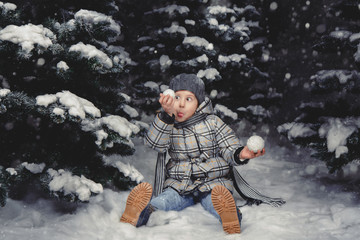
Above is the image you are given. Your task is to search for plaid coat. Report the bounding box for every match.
[145,98,243,194]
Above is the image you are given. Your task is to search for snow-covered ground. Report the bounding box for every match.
[1,137,360,240]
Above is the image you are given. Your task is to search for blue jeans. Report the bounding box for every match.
[137,188,242,227]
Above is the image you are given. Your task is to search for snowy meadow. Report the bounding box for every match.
[1,1,360,240]
[1,137,360,240]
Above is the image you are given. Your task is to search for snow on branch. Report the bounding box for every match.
[149,4,190,16]
[69,42,113,69]
[197,68,220,82]
[183,36,214,50]
[83,115,140,139]
[310,70,360,91]
[36,90,101,119]
[214,104,238,121]
[74,9,121,35]
[103,157,144,183]
[47,168,103,202]
[207,6,236,16]
[277,122,317,140]
[36,90,140,149]
[0,88,10,97]
[319,117,360,158]
[0,23,55,54]
[0,1,17,12]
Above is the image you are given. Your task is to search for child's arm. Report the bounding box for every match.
[214,116,265,165]
[214,115,243,164]
[144,94,175,152]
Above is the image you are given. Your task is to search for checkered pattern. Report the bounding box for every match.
[145,99,242,194]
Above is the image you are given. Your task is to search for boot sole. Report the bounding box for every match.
[120,182,153,226]
[211,185,241,234]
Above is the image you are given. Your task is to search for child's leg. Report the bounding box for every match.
[150,187,194,211]
[211,186,241,234]
[199,192,221,220]
[120,182,153,227]
[200,191,242,226]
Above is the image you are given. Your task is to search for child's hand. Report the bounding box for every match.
[159,93,175,116]
[239,146,265,159]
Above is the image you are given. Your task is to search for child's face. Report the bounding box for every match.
[174,90,198,122]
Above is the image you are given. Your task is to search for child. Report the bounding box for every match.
[120,73,283,234]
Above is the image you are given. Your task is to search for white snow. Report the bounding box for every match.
[152,4,190,15]
[74,9,121,34]
[123,104,139,118]
[82,115,140,143]
[1,137,360,240]
[69,42,113,69]
[36,94,58,107]
[47,168,103,202]
[164,23,188,35]
[5,168,17,176]
[207,6,235,15]
[103,155,144,183]
[52,107,65,116]
[318,118,358,154]
[107,45,135,66]
[196,54,209,64]
[183,36,214,50]
[329,30,352,40]
[185,19,195,26]
[197,68,220,81]
[218,54,247,64]
[36,91,101,119]
[0,88,11,97]
[144,81,159,92]
[277,122,317,140]
[214,104,238,120]
[22,162,46,174]
[355,45,360,63]
[0,1,17,12]
[159,55,172,70]
[0,24,55,54]
[57,61,69,71]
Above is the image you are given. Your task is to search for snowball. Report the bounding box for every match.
[247,135,265,152]
[163,89,175,98]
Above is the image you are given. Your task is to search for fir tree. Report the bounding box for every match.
[0,1,143,206]
[129,0,281,125]
[277,0,360,173]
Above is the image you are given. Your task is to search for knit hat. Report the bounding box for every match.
[169,73,205,103]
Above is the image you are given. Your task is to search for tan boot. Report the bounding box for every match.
[211,185,241,234]
[120,182,153,226]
